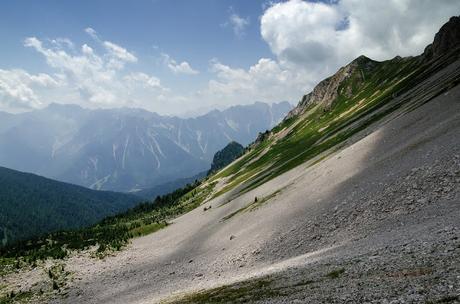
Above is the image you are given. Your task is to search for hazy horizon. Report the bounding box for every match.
[1,0,459,115]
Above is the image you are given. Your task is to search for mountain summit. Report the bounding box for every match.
[288,16,460,120]
[287,55,378,118]
[423,15,460,60]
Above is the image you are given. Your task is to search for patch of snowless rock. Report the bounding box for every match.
[51,69,460,304]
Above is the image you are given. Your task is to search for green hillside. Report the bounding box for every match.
[208,141,244,175]
[205,50,460,200]
[0,166,140,245]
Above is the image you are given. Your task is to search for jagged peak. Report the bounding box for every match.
[286,16,460,120]
[351,55,374,65]
[285,55,379,119]
[423,16,460,60]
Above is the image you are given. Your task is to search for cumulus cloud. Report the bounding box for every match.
[161,53,199,75]
[261,0,460,74]
[0,32,167,112]
[84,27,137,69]
[124,72,164,89]
[229,13,250,37]
[103,41,138,69]
[2,2,459,115]
[50,38,75,50]
[200,58,305,106]
[191,0,459,112]
[0,69,60,110]
[85,27,99,41]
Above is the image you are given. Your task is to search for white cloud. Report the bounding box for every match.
[50,38,75,50]
[200,58,305,107]
[161,53,199,75]
[261,0,460,75]
[229,13,250,37]
[9,33,166,111]
[84,27,137,69]
[0,69,60,110]
[189,0,459,113]
[85,27,99,41]
[2,2,459,115]
[103,41,137,66]
[124,72,165,90]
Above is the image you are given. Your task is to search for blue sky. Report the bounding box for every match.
[0,0,458,115]
[0,1,271,98]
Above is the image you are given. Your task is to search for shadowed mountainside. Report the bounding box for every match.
[0,166,140,245]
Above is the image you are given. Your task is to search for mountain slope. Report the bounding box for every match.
[0,166,140,245]
[50,63,460,304]
[207,19,460,199]
[135,171,207,200]
[0,102,291,192]
[4,16,460,304]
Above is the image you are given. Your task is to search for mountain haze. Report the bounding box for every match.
[0,101,291,192]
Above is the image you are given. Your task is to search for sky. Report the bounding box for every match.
[0,0,459,116]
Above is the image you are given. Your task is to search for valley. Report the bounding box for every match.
[1,10,459,304]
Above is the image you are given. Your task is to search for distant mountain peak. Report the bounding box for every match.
[208,141,244,175]
[0,102,291,192]
[45,102,84,111]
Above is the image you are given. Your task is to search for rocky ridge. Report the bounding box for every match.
[287,15,460,120]
[423,16,460,61]
[287,56,378,119]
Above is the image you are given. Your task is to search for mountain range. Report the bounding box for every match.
[0,101,291,192]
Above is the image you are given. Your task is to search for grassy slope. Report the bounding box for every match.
[207,52,460,199]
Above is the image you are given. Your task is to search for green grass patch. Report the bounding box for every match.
[326,268,346,279]
[221,189,282,221]
[129,222,167,238]
[167,278,279,304]
[0,290,33,304]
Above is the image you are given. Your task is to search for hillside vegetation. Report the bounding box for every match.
[0,178,216,272]
[0,167,140,246]
[207,141,244,175]
[206,41,460,200]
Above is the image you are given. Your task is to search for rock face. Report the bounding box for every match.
[423,16,460,60]
[286,56,378,119]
